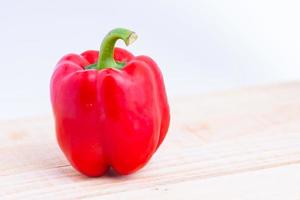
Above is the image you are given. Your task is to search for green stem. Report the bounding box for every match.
[95,28,137,70]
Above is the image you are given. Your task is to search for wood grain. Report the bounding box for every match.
[1,82,300,199]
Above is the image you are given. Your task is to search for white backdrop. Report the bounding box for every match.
[1,0,300,119]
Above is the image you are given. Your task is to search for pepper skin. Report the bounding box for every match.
[50,28,170,176]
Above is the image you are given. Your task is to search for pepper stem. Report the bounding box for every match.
[96,28,137,70]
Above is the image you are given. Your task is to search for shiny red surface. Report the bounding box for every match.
[50,48,170,176]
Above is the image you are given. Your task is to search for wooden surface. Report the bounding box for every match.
[1,82,300,199]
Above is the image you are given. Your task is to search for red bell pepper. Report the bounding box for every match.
[50,28,170,176]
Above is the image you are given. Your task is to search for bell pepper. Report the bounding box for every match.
[50,28,170,177]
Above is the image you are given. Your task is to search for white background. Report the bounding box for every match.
[0,0,300,119]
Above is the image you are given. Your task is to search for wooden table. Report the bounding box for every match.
[1,82,300,199]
